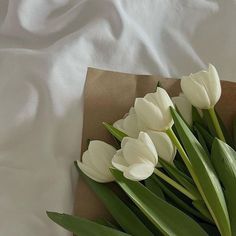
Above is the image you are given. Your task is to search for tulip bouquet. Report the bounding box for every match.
[47,65,236,236]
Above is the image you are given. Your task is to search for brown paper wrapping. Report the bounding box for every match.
[74,67,236,220]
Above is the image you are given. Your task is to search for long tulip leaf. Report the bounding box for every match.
[170,107,231,236]
[47,212,131,236]
[194,123,214,148]
[95,219,118,229]
[200,223,220,236]
[192,106,204,126]
[159,159,201,200]
[79,170,153,236]
[129,204,163,236]
[233,117,236,148]
[103,122,127,141]
[152,175,210,223]
[194,126,210,155]
[145,177,165,200]
[192,200,213,223]
[174,106,191,129]
[174,158,190,176]
[111,169,207,236]
[216,111,235,148]
[211,139,236,236]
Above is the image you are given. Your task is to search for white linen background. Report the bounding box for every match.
[0,0,235,235]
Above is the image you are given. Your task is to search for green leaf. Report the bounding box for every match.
[173,104,192,130]
[111,169,208,236]
[159,159,201,200]
[194,123,214,148]
[202,109,217,136]
[80,171,153,236]
[152,175,210,223]
[174,158,190,176]
[200,223,220,236]
[170,107,231,236]
[192,106,204,126]
[211,139,236,236]
[95,219,119,229]
[233,117,236,148]
[194,126,210,155]
[47,212,131,236]
[103,122,127,142]
[145,177,165,200]
[192,200,213,223]
[129,204,163,236]
[216,111,235,148]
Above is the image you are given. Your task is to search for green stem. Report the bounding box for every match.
[154,169,197,201]
[166,128,192,172]
[166,128,205,197]
[166,127,221,232]
[208,107,226,142]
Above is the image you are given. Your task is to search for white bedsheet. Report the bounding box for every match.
[0,0,236,235]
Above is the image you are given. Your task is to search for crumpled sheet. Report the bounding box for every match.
[0,0,235,235]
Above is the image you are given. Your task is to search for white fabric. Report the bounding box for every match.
[0,0,236,235]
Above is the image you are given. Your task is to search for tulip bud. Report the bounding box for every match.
[181,64,221,109]
[77,141,116,183]
[134,87,174,132]
[146,131,176,164]
[112,132,158,181]
[172,93,192,126]
[113,107,139,138]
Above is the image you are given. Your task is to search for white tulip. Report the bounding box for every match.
[146,131,176,164]
[134,87,174,131]
[77,140,116,183]
[113,108,176,163]
[112,132,158,181]
[113,107,139,138]
[172,93,192,126]
[181,64,221,109]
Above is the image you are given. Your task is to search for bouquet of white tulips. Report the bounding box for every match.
[47,65,236,236]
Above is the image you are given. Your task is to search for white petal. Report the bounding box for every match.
[81,150,111,179]
[121,136,134,149]
[154,88,175,111]
[206,64,221,106]
[180,65,221,109]
[138,132,158,165]
[154,88,174,126]
[81,150,93,166]
[113,119,125,132]
[147,131,176,163]
[88,140,116,177]
[122,138,156,166]
[141,89,174,130]
[144,93,158,106]
[113,116,138,137]
[135,98,165,131]
[77,161,114,183]
[128,107,136,115]
[123,162,154,181]
[123,107,135,119]
[122,113,140,138]
[112,150,128,171]
[137,116,150,131]
[181,75,211,109]
[172,95,192,126]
